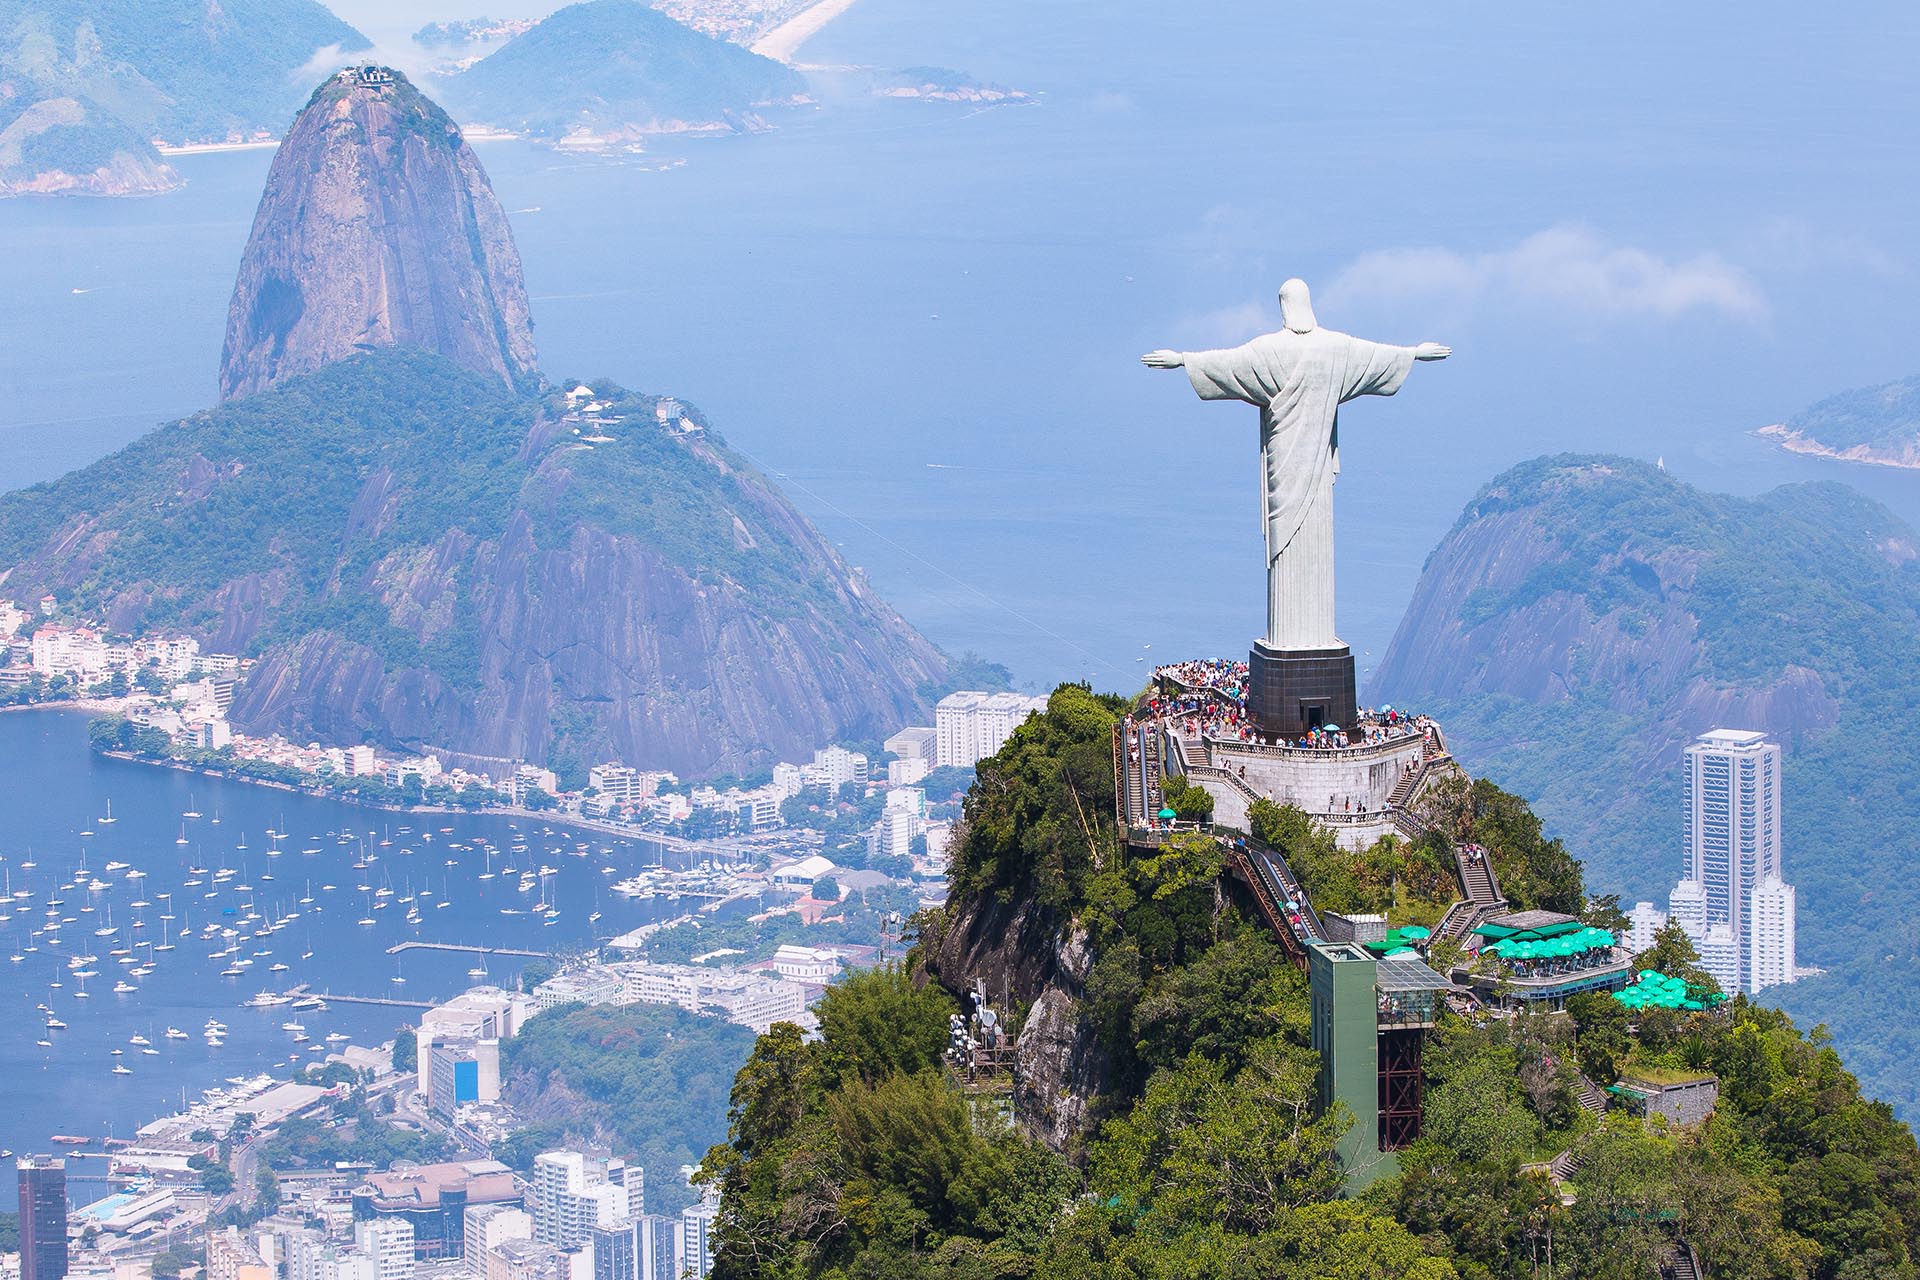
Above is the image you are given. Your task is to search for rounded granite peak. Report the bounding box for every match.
[218,67,541,403]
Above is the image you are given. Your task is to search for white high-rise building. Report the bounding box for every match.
[1749,876,1797,992]
[466,1204,535,1277]
[1670,729,1797,994]
[1625,901,1668,955]
[288,1238,376,1280]
[634,1216,676,1280]
[353,1219,415,1280]
[1668,878,1707,941]
[934,692,1048,768]
[1698,922,1739,991]
[533,1152,643,1248]
[676,1201,718,1280]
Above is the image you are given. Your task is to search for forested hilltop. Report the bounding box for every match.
[1759,372,1920,469]
[440,0,804,143]
[0,349,944,776]
[1370,454,1920,1118]
[698,686,1920,1279]
[0,0,370,195]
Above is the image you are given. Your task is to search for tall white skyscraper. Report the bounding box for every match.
[1670,728,1797,993]
[1749,876,1797,992]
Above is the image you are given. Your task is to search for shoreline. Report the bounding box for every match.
[1754,423,1920,472]
[70,726,761,858]
[752,0,863,63]
[156,140,279,156]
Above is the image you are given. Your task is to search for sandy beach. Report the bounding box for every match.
[752,0,862,63]
[156,139,279,156]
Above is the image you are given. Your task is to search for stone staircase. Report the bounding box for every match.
[1548,1147,1587,1183]
[1456,843,1503,905]
[1661,1242,1703,1280]
[1432,843,1508,943]
[1574,1073,1609,1117]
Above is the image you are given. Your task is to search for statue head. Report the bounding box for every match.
[1278,278,1317,334]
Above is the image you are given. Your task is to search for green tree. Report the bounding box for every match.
[254,1166,281,1214]
[1567,991,1632,1085]
[1635,920,1721,997]
[1088,1037,1345,1233]
[1420,1020,1537,1167]
[814,963,952,1087]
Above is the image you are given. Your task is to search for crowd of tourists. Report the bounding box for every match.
[1153,657,1249,700]
[1143,689,1253,743]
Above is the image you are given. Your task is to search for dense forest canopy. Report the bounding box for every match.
[702,686,1920,1279]
[499,1002,756,1217]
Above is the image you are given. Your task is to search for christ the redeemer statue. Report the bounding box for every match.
[1143,278,1448,654]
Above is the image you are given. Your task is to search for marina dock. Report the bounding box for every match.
[268,982,433,1009]
[384,941,554,958]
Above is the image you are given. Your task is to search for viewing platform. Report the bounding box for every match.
[1122,658,1457,850]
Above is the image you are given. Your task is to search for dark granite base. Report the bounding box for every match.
[1247,642,1357,740]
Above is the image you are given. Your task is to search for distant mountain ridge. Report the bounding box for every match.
[0,67,948,774]
[441,0,805,143]
[1372,453,1920,1116]
[219,67,539,402]
[1759,372,1920,470]
[0,0,370,196]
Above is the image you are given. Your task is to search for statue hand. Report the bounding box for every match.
[1141,349,1185,369]
[1414,343,1451,361]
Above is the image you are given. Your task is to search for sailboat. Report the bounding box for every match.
[99,800,116,825]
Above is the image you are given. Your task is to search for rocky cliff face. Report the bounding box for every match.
[219,67,538,402]
[919,890,1117,1154]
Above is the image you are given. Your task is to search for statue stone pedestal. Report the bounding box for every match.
[1247,641,1357,741]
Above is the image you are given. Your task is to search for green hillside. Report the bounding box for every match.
[0,348,945,774]
[0,0,368,191]
[443,0,804,138]
[1784,373,1920,454]
[1371,455,1920,1118]
[697,688,1920,1280]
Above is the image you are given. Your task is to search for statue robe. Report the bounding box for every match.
[1183,327,1415,651]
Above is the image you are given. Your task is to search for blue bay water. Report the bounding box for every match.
[3,0,1920,1161]
[0,711,705,1209]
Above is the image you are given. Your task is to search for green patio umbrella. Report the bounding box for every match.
[1157,807,1177,821]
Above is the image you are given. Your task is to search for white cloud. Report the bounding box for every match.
[287,43,359,89]
[1325,225,1765,324]
[1183,300,1272,345]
